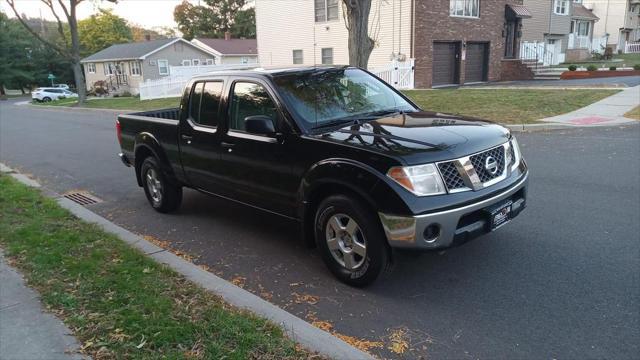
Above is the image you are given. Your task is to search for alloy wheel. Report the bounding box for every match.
[325,214,367,270]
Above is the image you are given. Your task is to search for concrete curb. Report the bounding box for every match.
[1,164,373,360]
[25,103,137,114]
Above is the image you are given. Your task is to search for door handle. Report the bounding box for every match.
[181,134,193,144]
[221,142,235,148]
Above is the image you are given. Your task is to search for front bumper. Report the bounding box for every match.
[379,172,528,250]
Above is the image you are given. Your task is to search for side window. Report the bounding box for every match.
[189,81,223,127]
[229,82,278,132]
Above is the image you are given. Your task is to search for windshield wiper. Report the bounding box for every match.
[311,118,358,130]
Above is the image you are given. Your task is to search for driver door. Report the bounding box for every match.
[218,79,297,217]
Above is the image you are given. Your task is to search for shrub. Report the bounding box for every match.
[113,94,120,98]
[94,87,106,95]
[568,65,577,71]
[587,65,598,72]
[609,66,617,71]
[634,64,640,71]
[121,91,132,97]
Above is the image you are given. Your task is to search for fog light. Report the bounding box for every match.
[423,224,440,243]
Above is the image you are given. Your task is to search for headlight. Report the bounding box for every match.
[387,163,446,196]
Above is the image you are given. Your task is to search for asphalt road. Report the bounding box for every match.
[1,99,638,359]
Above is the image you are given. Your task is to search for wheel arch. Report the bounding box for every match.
[133,133,177,187]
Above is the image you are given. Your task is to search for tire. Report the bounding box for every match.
[42,97,52,102]
[140,157,182,213]
[315,194,390,287]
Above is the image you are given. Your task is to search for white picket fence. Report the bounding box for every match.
[369,59,415,90]
[139,63,257,100]
[625,41,640,54]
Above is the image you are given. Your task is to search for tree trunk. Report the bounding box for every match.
[68,0,86,104]
[343,0,375,68]
[0,84,6,97]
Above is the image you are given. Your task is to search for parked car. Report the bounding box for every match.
[53,84,70,90]
[32,88,78,102]
[116,66,529,286]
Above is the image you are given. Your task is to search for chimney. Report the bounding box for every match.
[145,34,151,41]
[224,31,231,41]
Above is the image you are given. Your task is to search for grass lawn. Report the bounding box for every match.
[402,89,620,124]
[561,53,640,69]
[624,106,640,120]
[0,175,310,359]
[35,96,180,111]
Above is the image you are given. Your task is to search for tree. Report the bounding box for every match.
[173,0,255,40]
[342,0,376,68]
[5,0,116,104]
[77,9,132,57]
[0,12,72,94]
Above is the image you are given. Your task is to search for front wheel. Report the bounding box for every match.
[140,157,182,213]
[315,194,390,287]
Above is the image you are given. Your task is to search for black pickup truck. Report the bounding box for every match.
[117,66,528,286]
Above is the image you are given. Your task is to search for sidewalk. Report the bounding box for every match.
[539,85,639,126]
[0,254,86,360]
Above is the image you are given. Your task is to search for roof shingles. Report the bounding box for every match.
[81,38,177,62]
[194,38,257,55]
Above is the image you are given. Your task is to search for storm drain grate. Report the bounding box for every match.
[63,191,102,206]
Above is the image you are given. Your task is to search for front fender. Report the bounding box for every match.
[298,158,411,219]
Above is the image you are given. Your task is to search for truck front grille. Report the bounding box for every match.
[438,161,466,190]
[437,143,511,193]
[470,146,506,183]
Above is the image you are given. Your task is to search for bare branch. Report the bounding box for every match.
[56,0,72,22]
[41,0,69,45]
[5,0,71,58]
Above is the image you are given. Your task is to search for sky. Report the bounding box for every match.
[0,0,199,30]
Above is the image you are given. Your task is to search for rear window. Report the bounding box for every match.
[189,81,223,128]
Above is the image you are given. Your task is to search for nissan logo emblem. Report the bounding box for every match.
[484,156,499,175]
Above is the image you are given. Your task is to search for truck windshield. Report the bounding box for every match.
[273,68,417,130]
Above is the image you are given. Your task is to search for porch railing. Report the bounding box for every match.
[519,41,558,67]
[568,34,591,50]
[625,42,640,54]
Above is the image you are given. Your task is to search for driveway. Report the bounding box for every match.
[1,100,638,359]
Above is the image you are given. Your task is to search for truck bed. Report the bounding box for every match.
[129,108,180,120]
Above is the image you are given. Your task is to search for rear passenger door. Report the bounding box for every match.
[178,79,232,196]
[218,78,296,216]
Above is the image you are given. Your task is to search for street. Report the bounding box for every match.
[1,99,638,359]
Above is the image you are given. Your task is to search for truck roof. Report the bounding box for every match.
[189,65,353,80]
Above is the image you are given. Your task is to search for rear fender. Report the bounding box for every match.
[133,132,177,187]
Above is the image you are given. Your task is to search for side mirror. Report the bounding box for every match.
[245,115,276,136]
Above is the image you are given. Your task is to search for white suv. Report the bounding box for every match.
[32,88,78,102]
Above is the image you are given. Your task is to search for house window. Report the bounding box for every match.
[205,58,215,65]
[292,49,303,64]
[321,48,333,64]
[315,0,338,22]
[241,57,249,64]
[450,0,479,18]
[104,62,115,75]
[130,61,141,76]
[193,59,200,66]
[574,21,590,36]
[182,59,192,66]
[158,60,169,75]
[86,63,96,73]
[554,0,569,15]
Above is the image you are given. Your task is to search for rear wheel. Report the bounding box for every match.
[42,97,52,102]
[140,157,182,213]
[315,194,389,287]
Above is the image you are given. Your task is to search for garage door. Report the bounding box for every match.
[432,42,459,86]
[465,43,488,83]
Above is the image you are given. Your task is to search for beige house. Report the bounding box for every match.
[581,0,640,53]
[81,38,218,95]
[191,35,259,65]
[255,0,412,70]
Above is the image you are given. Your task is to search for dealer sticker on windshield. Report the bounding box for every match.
[488,200,513,231]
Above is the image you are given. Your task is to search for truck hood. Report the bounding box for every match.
[312,111,511,165]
